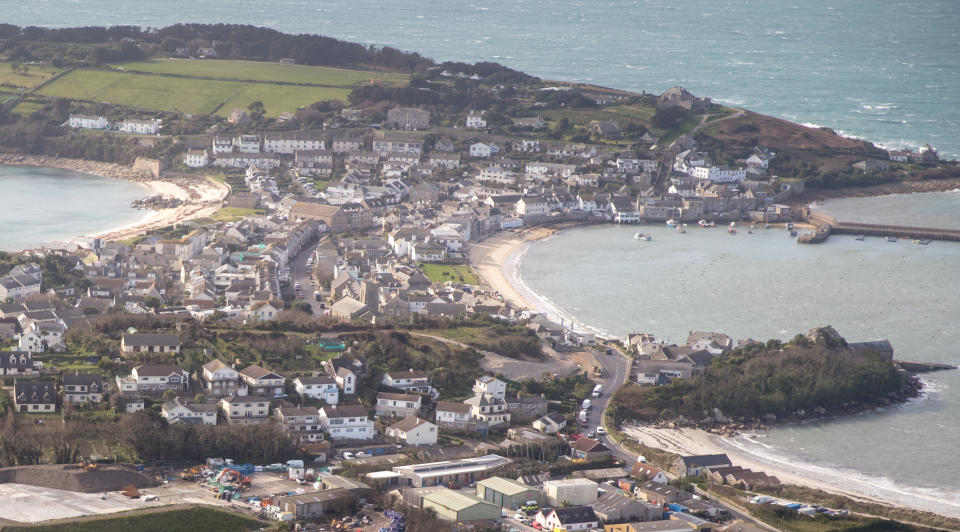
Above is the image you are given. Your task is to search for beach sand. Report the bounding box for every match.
[466,226,560,311]
[93,177,228,241]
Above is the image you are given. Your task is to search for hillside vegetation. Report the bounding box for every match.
[611,329,915,425]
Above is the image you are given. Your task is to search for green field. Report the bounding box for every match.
[11,99,46,117]
[540,103,656,127]
[115,58,409,87]
[0,61,61,89]
[9,507,266,532]
[210,207,265,222]
[419,263,480,285]
[38,69,350,116]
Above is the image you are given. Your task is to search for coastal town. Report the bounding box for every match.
[0,24,958,532]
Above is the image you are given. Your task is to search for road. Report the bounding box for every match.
[590,344,774,530]
[288,238,324,316]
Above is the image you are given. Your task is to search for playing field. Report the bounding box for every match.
[37,69,351,116]
[114,58,408,87]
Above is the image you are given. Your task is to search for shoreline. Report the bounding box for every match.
[790,177,960,205]
[468,224,960,520]
[0,154,229,244]
[623,425,960,520]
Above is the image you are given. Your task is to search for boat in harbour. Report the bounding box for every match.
[633,232,652,241]
[676,224,687,233]
[886,236,897,242]
[918,239,932,245]
[666,219,679,228]
[728,222,737,234]
[698,219,709,227]
[856,235,866,241]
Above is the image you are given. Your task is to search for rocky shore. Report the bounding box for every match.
[792,177,960,204]
[644,372,923,438]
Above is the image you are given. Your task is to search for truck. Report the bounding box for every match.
[592,384,603,398]
[582,399,592,410]
[578,410,588,424]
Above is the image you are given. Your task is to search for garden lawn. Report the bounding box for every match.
[419,263,479,285]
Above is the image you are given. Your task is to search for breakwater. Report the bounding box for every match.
[803,211,960,243]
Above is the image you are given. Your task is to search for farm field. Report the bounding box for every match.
[38,69,350,116]
[114,58,409,87]
[0,61,61,89]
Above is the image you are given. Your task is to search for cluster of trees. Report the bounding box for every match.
[612,335,908,423]
[352,331,484,401]
[119,411,296,463]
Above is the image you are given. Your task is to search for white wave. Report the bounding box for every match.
[720,435,960,517]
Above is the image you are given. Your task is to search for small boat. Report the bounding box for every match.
[918,239,932,245]
[676,224,687,234]
[633,232,651,241]
[790,229,798,237]
[855,235,866,241]
[786,223,795,231]
[698,219,710,227]
[666,219,679,228]
[886,236,897,242]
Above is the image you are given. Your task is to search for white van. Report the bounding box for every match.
[592,384,603,398]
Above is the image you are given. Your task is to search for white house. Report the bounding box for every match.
[68,114,108,130]
[293,376,340,404]
[478,166,515,184]
[233,135,261,153]
[334,367,356,395]
[535,507,599,531]
[435,401,475,430]
[220,395,271,424]
[470,142,498,158]
[386,416,438,446]
[376,392,422,418]
[465,112,487,129]
[202,359,242,397]
[212,137,234,154]
[129,364,189,396]
[319,405,375,440]
[264,132,324,154]
[516,196,550,216]
[118,118,161,134]
[473,376,506,399]
[691,165,746,183]
[162,398,218,425]
[247,301,280,321]
[184,149,209,168]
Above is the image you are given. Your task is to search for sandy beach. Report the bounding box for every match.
[466,226,562,311]
[93,177,228,241]
[0,153,229,242]
[622,425,960,519]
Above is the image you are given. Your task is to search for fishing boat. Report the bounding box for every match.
[698,219,710,227]
[666,219,679,228]
[728,222,737,235]
[633,232,651,241]
[855,235,866,241]
[786,223,795,231]
[918,239,932,245]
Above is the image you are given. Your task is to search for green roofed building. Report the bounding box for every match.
[476,477,543,509]
[422,488,502,522]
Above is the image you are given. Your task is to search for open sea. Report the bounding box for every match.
[517,192,960,516]
[3,0,959,158]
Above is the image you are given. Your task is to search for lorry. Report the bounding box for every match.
[582,399,592,410]
[592,384,603,398]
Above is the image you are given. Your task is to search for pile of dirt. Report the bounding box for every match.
[0,464,156,493]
